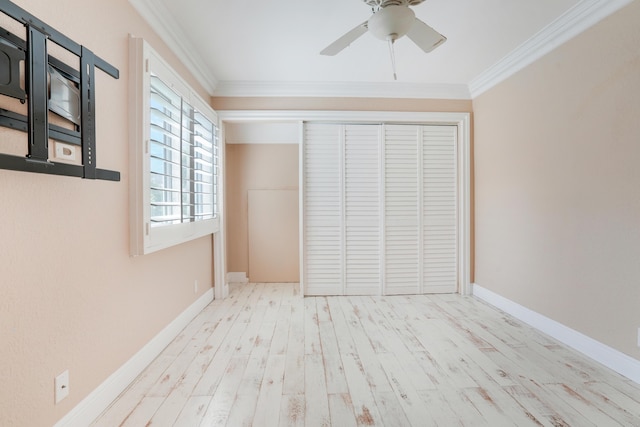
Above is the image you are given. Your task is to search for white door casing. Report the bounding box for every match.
[217,110,471,297]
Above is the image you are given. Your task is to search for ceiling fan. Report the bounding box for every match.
[320,0,446,79]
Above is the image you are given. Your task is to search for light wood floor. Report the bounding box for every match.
[93,283,640,426]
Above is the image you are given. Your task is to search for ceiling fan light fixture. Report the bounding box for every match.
[367,5,415,41]
[319,0,445,57]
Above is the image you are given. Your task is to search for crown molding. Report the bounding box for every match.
[469,0,633,98]
[212,81,471,100]
[128,0,218,95]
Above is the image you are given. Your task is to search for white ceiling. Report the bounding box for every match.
[130,0,629,98]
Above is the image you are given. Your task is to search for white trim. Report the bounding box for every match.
[218,110,470,125]
[458,114,471,295]
[214,234,228,299]
[215,121,229,299]
[226,272,249,284]
[218,110,471,297]
[472,283,640,384]
[54,288,214,427]
[127,0,218,94]
[469,0,633,98]
[213,81,470,100]
[214,116,228,300]
[298,121,305,298]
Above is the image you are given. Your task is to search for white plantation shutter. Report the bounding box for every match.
[344,125,381,295]
[130,37,220,256]
[181,106,216,222]
[383,125,420,294]
[148,74,217,227]
[422,126,457,292]
[303,123,343,295]
[149,75,182,225]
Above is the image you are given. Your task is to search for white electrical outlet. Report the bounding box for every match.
[194,280,198,294]
[55,370,69,404]
[54,142,77,161]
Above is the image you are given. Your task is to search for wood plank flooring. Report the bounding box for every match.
[92,283,640,426]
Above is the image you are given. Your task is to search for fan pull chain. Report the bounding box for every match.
[387,38,397,80]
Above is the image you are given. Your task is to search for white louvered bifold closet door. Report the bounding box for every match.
[383,125,420,294]
[303,124,343,295]
[344,125,381,295]
[303,122,457,296]
[422,126,457,293]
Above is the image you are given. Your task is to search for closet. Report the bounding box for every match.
[302,122,458,296]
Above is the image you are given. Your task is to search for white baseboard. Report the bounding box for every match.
[226,271,248,284]
[54,288,214,427]
[472,283,640,384]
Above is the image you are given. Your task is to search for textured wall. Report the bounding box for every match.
[473,2,640,358]
[0,1,214,425]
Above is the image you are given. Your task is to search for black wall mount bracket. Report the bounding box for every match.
[0,0,120,181]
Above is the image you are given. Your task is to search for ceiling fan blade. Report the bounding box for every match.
[406,18,446,53]
[320,22,369,56]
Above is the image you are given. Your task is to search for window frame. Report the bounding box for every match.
[129,37,219,255]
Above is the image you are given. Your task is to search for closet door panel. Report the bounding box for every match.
[303,123,343,295]
[384,125,420,295]
[344,125,381,295]
[422,126,458,293]
[303,122,459,296]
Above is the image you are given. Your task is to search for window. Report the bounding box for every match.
[148,75,218,226]
[129,37,220,255]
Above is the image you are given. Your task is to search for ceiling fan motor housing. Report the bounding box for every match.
[364,0,425,7]
[368,5,416,41]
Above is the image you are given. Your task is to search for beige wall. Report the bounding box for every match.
[473,2,640,359]
[247,189,300,282]
[225,144,299,278]
[0,1,214,426]
[212,96,472,112]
